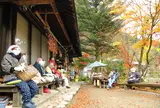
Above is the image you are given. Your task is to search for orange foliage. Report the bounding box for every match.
[80,62,87,65]
[48,34,58,54]
[67,87,101,108]
[83,53,89,58]
[119,44,132,69]
[133,39,159,49]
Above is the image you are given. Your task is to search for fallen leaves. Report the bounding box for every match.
[134,87,160,94]
[67,85,160,108]
[67,86,101,108]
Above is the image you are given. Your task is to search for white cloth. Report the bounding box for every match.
[14,65,25,71]
[63,76,69,87]
[61,73,69,86]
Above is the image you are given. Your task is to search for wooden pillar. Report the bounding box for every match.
[38,86,43,95]
[28,24,32,64]
[0,3,17,72]
[10,4,17,45]
[13,91,21,107]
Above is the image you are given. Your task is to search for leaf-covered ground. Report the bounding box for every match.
[67,85,160,108]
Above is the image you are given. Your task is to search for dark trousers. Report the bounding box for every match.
[55,77,60,87]
[16,80,38,103]
[128,79,140,84]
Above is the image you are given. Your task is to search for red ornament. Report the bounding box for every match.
[83,53,89,58]
[48,34,58,54]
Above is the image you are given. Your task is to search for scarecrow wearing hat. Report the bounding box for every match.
[1,45,38,108]
[127,68,141,84]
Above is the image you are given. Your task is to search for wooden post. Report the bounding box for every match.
[13,91,21,107]
[38,86,43,95]
[50,84,56,89]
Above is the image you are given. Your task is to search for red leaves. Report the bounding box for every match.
[48,34,58,54]
[119,44,132,69]
[80,62,87,65]
[67,89,92,108]
[83,53,89,58]
[67,87,101,108]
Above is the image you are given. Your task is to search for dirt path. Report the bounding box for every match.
[68,85,160,108]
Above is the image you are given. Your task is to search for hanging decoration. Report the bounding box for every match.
[59,49,62,57]
[64,56,68,67]
[64,55,70,67]
[48,34,58,54]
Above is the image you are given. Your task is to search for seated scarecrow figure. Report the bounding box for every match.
[107,69,119,89]
[58,67,71,88]
[1,45,38,108]
[128,68,141,84]
[45,61,61,88]
[33,58,54,93]
[46,58,71,88]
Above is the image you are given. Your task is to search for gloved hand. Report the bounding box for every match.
[14,66,25,72]
[41,77,46,83]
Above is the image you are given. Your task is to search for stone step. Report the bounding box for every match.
[12,82,81,108]
[37,83,81,108]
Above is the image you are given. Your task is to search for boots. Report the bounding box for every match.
[43,87,51,93]
[66,86,71,89]
[30,101,36,108]
[22,102,35,108]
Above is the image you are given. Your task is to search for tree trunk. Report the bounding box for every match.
[146,35,153,65]
[138,46,144,74]
[95,46,100,61]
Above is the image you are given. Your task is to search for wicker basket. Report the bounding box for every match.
[16,65,38,82]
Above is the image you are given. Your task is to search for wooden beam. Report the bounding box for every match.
[38,12,57,14]
[34,11,67,52]
[50,0,75,53]
[0,0,10,2]
[38,11,74,19]
[35,11,47,27]
[50,0,72,46]
[13,0,52,5]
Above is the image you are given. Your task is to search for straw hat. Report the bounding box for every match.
[130,68,136,72]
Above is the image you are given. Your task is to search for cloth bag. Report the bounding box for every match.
[32,71,47,84]
[43,76,53,82]
[3,74,18,83]
[16,65,38,81]
[6,80,22,85]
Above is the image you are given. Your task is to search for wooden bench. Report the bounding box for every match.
[0,84,20,107]
[0,82,56,107]
[38,82,55,94]
[92,77,108,88]
[99,79,108,88]
[118,83,160,89]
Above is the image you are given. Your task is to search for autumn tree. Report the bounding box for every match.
[73,52,90,70]
[121,0,160,77]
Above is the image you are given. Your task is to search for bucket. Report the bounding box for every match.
[0,97,9,108]
[74,75,79,82]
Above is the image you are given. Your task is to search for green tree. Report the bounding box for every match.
[76,0,123,61]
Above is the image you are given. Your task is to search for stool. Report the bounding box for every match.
[100,80,108,88]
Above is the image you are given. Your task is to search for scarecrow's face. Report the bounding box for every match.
[12,46,21,55]
[7,45,21,55]
[39,59,45,67]
[130,68,136,72]
[49,63,54,68]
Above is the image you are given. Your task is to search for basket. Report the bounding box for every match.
[0,97,9,108]
[16,65,38,81]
